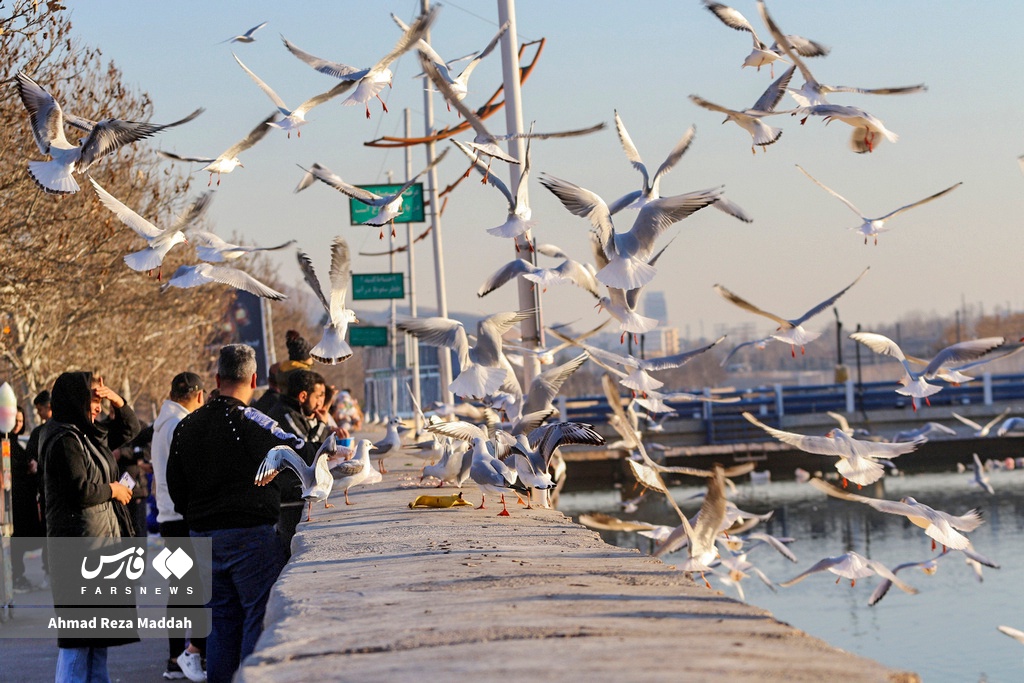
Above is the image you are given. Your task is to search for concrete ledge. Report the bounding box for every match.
[238,455,918,682]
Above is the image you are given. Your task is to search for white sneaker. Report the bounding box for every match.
[176,650,207,682]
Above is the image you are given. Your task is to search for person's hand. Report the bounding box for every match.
[335,426,350,439]
[109,482,132,505]
[28,459,38,475]
[137,461,153,474]
[93,376,125,409]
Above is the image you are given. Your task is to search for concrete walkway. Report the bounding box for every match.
[239,447,919,683]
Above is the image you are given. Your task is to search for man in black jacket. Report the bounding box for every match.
[266,369,331,558]
[167,344,313,683]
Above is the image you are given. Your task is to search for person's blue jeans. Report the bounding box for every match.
[191,524,286,683]
[55,646,109,683]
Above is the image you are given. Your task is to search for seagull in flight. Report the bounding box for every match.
[743,412,923,487]
[189,231,295,263]
[224,21,268,43]
[849,333,1004,410]
[233,53,354,138]
[608,112,751,222]
[158,112,278,186]
[796,165,961,244]
[161,263,286,300]
[14,71,202,195]
[282,5,439,119]
[452,137,536,247]
[689,65,796,153]
[702,1,828,77]
[392,13,509,108]
[779,551,918,597]
[540,173,722,291]
[89,177,189,280]
[714,267,868,357]
[297,237,357,365]
[808,477,984,551]
[296,148,448,238]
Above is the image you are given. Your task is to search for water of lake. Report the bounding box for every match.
[560,467,1024,682]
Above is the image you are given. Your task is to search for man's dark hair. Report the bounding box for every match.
[218,344,257,382]
[33,390,50,407]
[286,369,325,399]
[170,371,204,401]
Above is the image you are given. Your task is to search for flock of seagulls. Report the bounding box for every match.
[12,2,1024,664]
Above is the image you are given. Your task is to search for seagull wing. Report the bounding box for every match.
[639,336,726,372]
[458,20,509,80]
[478,259,537,297]
[796,164,865,217]
[328,236,351,323]
[158,150,216,164]
[538,174,614,255]
[222,111,279,158]
[79,108,204,172]
[613,110,649,188]
[879,182,962,221]
[296,249,331,314]
[256,446,310,488]
[14,71,70,153]
[425,420,487,444]
[751,65,796,112]
[703,1,764,47]
[923,338,1005,378]
[233,53,289,109]
[791,267,869,326]
[452,140,514,206]
[779,555,847,587]
[306,163,383,205]
[280,36,366,80]
[293,78,357,116]
[742,412,846,456]
[651,125,697,192]
[167,263,286,300]
[617,187,722,262]
[88,177,163,239]
[714,284,790,327]
[398,317,471,369]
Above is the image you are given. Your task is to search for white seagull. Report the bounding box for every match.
[296,148,448,238]
[689,64,796,153]
[809,477,984,551]
[849,333,1004,410]
[88,177,188,280]
[224,21,267,43]
[255,435,337,521]
[233,53,354,138]
[452,137,536,246]
[393,13,508,108]
[951,407,1012,437]
[715,267,868,358]
[868,547,999,606]
[158,112,278,186]
[608,112,751,222]
[702,1,828,76]
[540,173,722,291]
[476,256,599,300]
[281,5,439,119]
[779,551,918,596]
[330,438,376,505]
[190,231,295,263]
[743,412,923,487]
[796,165,961,244]
[969,452,995,495]
[14,71,203,195]
[370,416,406,474]
[297,237,357,365]
[997,625,1024,646]
[160,263,286,300]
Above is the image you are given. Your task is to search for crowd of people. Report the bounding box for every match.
[3,331,360,683]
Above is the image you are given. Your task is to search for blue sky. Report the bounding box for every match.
[57,1,1024,344]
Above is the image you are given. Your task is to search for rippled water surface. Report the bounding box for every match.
[560,468,1024,682]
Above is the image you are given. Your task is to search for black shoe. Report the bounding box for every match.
[162,658,186,680]
[12,577,32,594]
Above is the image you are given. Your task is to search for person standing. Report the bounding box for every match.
[39,371,140,682]
[8,407,44,593]
[166,345,312,683]
[151,372,207,682]
[26,390,52,582]
[267,370,332,557]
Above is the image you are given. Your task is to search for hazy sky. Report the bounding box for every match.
[55,1,1024,347]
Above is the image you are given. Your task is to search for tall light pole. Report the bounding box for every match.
[497,0,543,387]
[404,109,422,433]
[420,0,453,404]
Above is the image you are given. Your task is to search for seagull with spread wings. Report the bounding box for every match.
[224,21,267,44]
[689,64,796,153]
[14,71,202,195]
[281,5,438,118]
[297,237,357,365]
[702,1,828,77]
[779,551,918,598]
[796,165,961,244]
[255,435,337,521]
[296,148,448,238]
[233,53,354,138]
[158,112,278,186]
[715,267,868,358]
[452,137,535,246]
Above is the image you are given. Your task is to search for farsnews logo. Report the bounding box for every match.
[152,546,194,580]
[80,544,194,581]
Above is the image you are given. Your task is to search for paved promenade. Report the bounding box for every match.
[238,442,919,683]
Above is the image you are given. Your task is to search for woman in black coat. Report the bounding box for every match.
[40,371,140,681]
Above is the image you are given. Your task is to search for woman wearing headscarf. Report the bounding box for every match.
[39,371,140,682]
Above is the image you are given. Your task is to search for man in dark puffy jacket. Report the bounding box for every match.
[167,344,315,683]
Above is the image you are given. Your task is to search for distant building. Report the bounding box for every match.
[643,291,668,326]
[644,326,681,356]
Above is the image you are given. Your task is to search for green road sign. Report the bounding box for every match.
[349,182,425,225]
[348,326,388,347]
[351,272,405,300]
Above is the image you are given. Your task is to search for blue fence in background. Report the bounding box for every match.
[562,373,1024,445]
